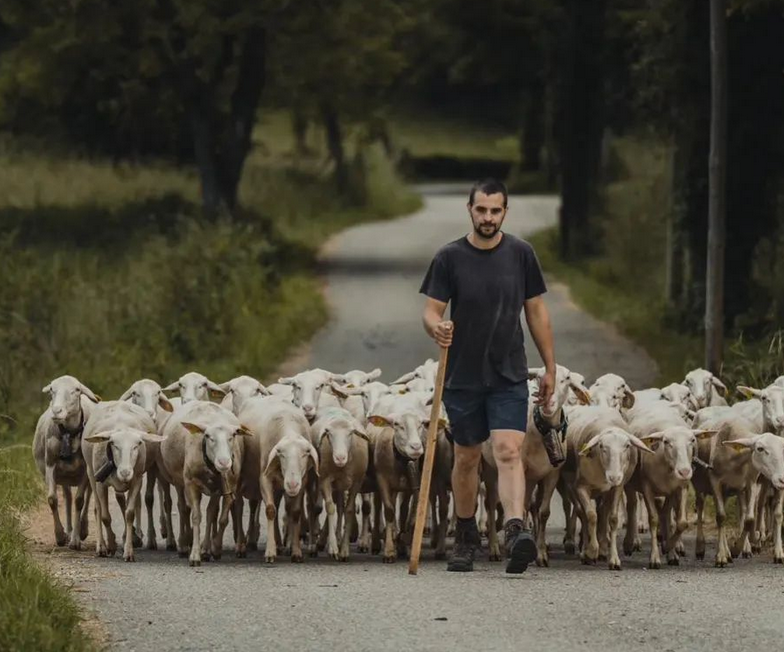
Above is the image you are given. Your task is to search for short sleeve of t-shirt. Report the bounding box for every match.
[523,244,547,300]
[419,251,451,303]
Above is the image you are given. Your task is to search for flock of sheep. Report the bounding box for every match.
[33,362,784,570]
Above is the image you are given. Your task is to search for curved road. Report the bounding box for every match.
[33,187,784,652]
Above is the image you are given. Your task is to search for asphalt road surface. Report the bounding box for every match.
[33,186,784,652]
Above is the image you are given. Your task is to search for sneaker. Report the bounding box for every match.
[504,518,537,574]
[447,518,481,572]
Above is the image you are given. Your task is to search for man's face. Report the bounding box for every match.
[468,191,507,239]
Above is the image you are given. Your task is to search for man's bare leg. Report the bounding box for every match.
[447,443,483,571]
[491,429,536,573]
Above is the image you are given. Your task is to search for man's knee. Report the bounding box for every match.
[453,444,481,474]
[491,431,523,466]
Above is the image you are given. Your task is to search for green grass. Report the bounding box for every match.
[0,113,420,650]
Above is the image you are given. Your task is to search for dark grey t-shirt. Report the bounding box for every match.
[419,233,547,389]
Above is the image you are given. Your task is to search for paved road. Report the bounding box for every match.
[34,188,784,652]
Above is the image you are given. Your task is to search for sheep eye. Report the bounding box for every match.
[756,447,766,454]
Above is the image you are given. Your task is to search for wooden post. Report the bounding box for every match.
[408,346,448,576]
[705,0,727,373]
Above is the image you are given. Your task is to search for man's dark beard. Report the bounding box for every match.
[473,222,500,240]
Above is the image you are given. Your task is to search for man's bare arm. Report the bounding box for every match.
[524,295,556,403]
[422,297,453,347]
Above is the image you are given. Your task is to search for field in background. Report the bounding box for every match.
[0,114,419,651]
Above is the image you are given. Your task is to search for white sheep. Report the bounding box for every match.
[589,373,636,412]
[33,375,100,549]
[162,371,226,404]
[683,368,729,409]
[278,368,346,422]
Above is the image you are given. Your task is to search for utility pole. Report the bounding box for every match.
[705,0,727,373]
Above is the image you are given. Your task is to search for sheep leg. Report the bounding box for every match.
[622,487,638,556]
[306,488,320,558]
[477,483,488,536]
[371,492,383,555]
[63,485,73,542]
[45,467,67,546]
[176,487,191,557]
[736,483,757,559]
[535,473,558,567]
[186,483,203,567]
[753,482,768,553]
[435,486,449,560]
[596,498,609,561]
[484,469,502,561]
[233,499,247,558]
[77,480,90,542]
[123,478,142,562]
[133,492,144,547]
[322,479,339,559]
[607,486,624,570]
[378,478,397,563]
[695,490,706,560]
[666,488,689,565]
[261,477,277,563]
[144,470,158,550]
[772,489,784,564]
[212,493,234,561]
[248,499,261,551]
[201,494,219,561]
[710,476,730,567]
[340,485,360,561]
[97,482,117,556]
[576,486,598,564]
[158,480,176,551]
[358,493,372,553]
[641,484,661,569]
[288,494,304,562]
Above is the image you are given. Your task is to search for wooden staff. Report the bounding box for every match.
[408,345,448,575]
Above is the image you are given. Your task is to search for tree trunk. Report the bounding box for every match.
[321,102,348,194]
[292,109,309,156]
[190,105,223,217]
[557,0,607,260]
[704,0,727,373]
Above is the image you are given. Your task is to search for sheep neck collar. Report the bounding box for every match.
[57,410,84,461]
[202,436,219,476]
[533,405,567,440]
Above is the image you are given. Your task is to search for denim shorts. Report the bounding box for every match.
[442,382,529,447]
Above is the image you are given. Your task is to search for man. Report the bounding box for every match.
[419,178,556,574]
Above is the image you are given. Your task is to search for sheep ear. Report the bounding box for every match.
[119,387,134,401]
[693,429,718,440]
[258,384,272,396]
[628,433,653,454]
[207,381,226,400]
[162,381,179,396]
[141,433,165,443]
[219,381,233,394]
[79,383,101,403]
[712,377,728,397]
[353,428,371,442]
[528,367,544,380]
[278,377,295,386]
[329,383,349,400]
[391,371,416,385]
[723,437,756,452]
[368,415,392,428]
[180,421,204,435]
[308,445,320,476]
[622,388,636,410]
[42,383,52,394]
[579,434,602,457]
[367,368,382,381]
[85,432,112,443]
[158,395,174,412]
[236,425,253,437]
[263,447,280,476]
[736,385,760,400]
[569,380,591,406]
[640,432,664,451]
[330,374,348,384]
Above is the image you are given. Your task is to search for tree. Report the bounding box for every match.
[705,0,727,371]
[0,0,292,216]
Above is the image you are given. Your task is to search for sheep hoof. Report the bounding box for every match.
[649,561,661,570]
[291,554,304,563]
[536,557,549,568]
[695,551,705,561]
[608,562,621,571]
[189,558,201,567]
[371,545,382,555]
[201,552,212,562]
[55,532,67,547]
[124,553,136,563]
[382,555,396,564]
[132,534,144,548]
[212,552,222,561]
[339,555,349,563]
[330,553,339,561]
[668,557,680,566]
[265,556,276,564]
[166,542,178,552]
[247,542,258,551]
[581,555,596,566]
[488,552,502,562]
[773,556,783,564]
[68,540,80,551]
[752,545,762,554]
[358,545,369,554]
[715,558,727,568]
[742,551,752,559]
[97,548,108,558]
[623,545,633,557]
[236,550,247,559]
[563,542,576,556]
[146,539,157,551]
[107,546,117,557]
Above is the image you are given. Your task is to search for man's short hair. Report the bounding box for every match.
[468,178,508,207]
